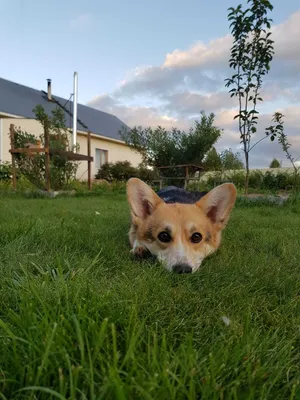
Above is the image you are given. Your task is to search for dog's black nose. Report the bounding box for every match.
[172,264,192,274]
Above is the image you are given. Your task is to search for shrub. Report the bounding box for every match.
[0,162,25,185]
[287,173,300,191]
[226,171,246,189]
[137,165,159,183]
[275,172,289,190]
[189,170,300,193]
[95,161,136,182]
[95,161,158,183]
[262,171,277,190]
[248,170,263,189]
[95,163,113,182]
[0,162,13,182]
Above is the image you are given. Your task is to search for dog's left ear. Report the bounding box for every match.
[127,178,163,220]
[196,183,237,230]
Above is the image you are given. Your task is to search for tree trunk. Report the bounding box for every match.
[244,151,249,196]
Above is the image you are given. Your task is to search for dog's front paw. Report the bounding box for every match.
[131,246,148,258]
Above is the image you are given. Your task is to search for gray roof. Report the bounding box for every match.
[0,77,128,141]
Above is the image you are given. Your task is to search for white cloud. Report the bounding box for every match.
[161,11,300,71]
[164,91,235,116]
[162,35,232,69]
[272,11,300,62]
[88,94,186,130]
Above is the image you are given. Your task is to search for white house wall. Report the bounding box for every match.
[0,118,142,180]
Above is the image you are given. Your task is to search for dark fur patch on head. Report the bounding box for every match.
[205,231,212,242]
[144,228,154,242]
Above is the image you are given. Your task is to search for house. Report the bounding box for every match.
[0,77,142,179]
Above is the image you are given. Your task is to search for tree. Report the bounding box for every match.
[225,0,275,194]
[204,147,244,171]
[120,111,222,169]
[269,158,281,168]
[221,148,244,170]
[204,147,222,171]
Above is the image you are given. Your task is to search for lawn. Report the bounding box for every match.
[1,194,300,399]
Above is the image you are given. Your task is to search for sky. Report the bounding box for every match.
[1,0,300,168]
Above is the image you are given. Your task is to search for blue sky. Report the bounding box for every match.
[1,0,298,102]
[1,0,300,167]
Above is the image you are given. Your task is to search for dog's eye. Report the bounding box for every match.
[158,231,172,243]
[191,232,202,243]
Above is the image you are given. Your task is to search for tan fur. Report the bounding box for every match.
[126,178,237,273]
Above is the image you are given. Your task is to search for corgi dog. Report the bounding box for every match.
[126,178,237,273]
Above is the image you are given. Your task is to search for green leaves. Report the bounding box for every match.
[204,147,244,171]
[13,106,79,190]
[269,158,281,168]
[265,113,298,172]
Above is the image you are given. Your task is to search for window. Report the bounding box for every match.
[95,148,108,170]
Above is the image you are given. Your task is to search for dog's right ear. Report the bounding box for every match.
[196,183,237,230]
[127,178,163,220]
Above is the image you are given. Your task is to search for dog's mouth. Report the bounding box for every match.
[172,263,193,274]
[133,250,201,273]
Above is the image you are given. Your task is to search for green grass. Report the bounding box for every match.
[1,194,300,399]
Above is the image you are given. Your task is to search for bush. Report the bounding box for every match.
[137,164,159,183]
[95,161,158,183]
[95,161,136,182]
[226,171,246,189]
[0,162,13,182]
[262,171,277,190]
[189,170,300,193]
[287,173,300,191]
[248,170,263,189]
[275,172,289,190]
[0,162,31,187]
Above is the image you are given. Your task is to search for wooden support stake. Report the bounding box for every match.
[49,148,93,161]
[44,124,51,192]
[87,131,92,190]
[184,165,189,189]
[158,171,163,189]
[9,124,17,190]
[10,147,46,154]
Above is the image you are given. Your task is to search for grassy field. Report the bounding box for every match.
[1,194,300,399]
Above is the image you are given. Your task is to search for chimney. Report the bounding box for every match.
[47,79,52,101]
[73,72,78,152]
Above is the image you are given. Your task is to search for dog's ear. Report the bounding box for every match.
[196,183,237,229]
[127,178,163,220]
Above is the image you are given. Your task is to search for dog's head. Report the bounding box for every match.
[127,178,237,273]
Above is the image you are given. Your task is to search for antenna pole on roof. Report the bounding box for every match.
[73,72,78,152]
